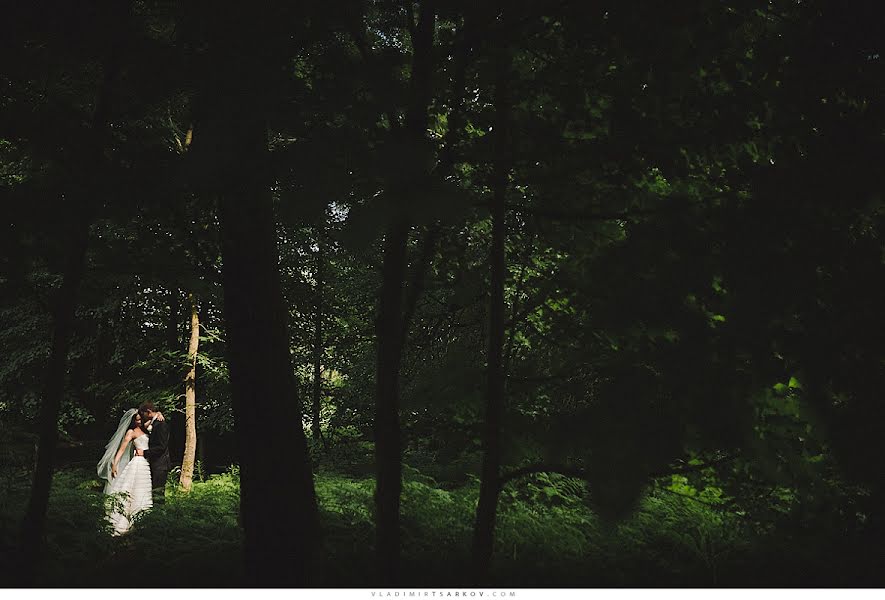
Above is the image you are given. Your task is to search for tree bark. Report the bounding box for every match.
[166,287,186,464]
[471,43,512,586]
[17,210,91,583]
[167,288,182,349]
[401,224,440,347]
[311,230,324,446]
[215,140,320,584]
[374,216,411,585]
[179,292,199,492]
[17,29,122,581]
[373,0,436,585]
[196,9,320,585]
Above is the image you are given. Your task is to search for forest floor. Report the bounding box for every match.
[0,466,876,587]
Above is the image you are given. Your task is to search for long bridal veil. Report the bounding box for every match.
[97,408,137,493]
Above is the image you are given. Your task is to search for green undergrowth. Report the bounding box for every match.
[0,465,849,587]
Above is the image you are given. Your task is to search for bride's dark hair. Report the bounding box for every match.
[129,413,143,431]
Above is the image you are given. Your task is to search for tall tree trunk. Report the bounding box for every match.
[190,6,321,584]
[198,28,320,579]
[215,143,320,584]
[217,184,320,585]
[17,33,122,582]
[167,288,182,349]
[179,292,199,491]
[373,0,436,585]
[166,287,185,464]
[401,225,440,346]
[374,216,411,585]
[17,210,91,583]
[471,44,512,586]
[311,230,324,446]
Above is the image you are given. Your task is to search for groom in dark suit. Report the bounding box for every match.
[135,401,171,505]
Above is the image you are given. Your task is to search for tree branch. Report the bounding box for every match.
[506,203,670,222]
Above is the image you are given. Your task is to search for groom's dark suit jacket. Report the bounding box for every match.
[143,419,171,489]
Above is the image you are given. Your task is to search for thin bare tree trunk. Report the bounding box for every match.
[311,230,324,445]
[167,288,182,348]
[166,287,185,463]
[179,292,199,491]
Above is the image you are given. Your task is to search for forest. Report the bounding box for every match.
[1,0,884,589]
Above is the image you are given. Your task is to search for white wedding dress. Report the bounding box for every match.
[106,433,153,536]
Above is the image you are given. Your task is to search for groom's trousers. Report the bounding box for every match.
[152,470,169,505]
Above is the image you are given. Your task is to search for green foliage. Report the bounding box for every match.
[133,471,243,586]
[0,467,243,586]
[0,464,878,586]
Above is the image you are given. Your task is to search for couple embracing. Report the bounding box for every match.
[96,401,170,535]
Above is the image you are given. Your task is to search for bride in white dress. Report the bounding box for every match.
[97,409,160,535]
